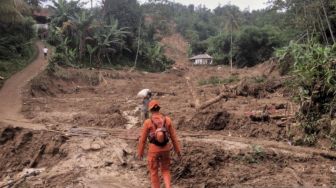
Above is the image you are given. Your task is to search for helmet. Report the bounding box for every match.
[148,100,160,110]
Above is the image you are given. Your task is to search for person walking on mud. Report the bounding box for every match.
[43,46,48,59]
[141,91,152,122]
[138,100,181,188]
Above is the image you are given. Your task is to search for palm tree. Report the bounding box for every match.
[222,5,240,72]
[93,21,130,66]
[70,11,94,62]
[50,0,80,27]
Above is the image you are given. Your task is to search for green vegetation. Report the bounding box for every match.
[143,0,336,68]
[0,0,38,87]
[277,42,336,146]
[47,0,173,72]
[235,145,266,164]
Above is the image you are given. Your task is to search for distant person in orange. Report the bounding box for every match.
[138,100,181,188]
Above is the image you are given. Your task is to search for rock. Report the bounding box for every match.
[80,140,92,151]
[331,166,336,173]
[91,143,101,150]
[18,168,45,178]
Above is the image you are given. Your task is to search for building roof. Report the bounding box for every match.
[189,53,213,60]
[33,7,55,18]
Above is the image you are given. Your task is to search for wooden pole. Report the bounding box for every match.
[133,19,142,68]
[320,0,336,44]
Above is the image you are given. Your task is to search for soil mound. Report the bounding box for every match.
[180,110,230,131]
[236,77,283,98]
[29,66,100,97]
[0,125,68,179]
[172,141,335,187]
[72,108,127,128]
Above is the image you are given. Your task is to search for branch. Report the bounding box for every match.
[197,92,235,111]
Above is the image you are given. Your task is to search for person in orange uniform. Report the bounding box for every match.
[138,100,181,188]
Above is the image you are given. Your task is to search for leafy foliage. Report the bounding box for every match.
[277,42,336,146]
[207,26,281,67]
[47,0,173,71]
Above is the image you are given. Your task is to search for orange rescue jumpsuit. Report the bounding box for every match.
[138,112,181,188]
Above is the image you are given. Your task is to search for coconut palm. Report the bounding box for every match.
[222,5,241,72]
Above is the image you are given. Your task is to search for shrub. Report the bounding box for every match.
[277,42,336,146]
[235,26,282,67]
[206,26,282,67]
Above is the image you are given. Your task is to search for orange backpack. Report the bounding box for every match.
[148,115,170,147]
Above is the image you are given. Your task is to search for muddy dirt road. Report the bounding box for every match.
[1,37,336,187]
[0,41,47,130]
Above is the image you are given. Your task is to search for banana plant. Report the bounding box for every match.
[86,44,97,66]
[93,20,130,66]
[70,11,95,62]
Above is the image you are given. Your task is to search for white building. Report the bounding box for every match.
[189,54,213,65]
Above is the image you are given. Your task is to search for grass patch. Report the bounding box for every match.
[0,41,39,88]
[253,75,267,83]
[198,75,240,86]
[50,65,100,86]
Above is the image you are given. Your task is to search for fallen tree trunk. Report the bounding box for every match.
[152,90,176,96]
[185,77,200,108]
[197,92,235,111]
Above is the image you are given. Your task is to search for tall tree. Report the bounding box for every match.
[215,5,241,71]
[0,0,30,24]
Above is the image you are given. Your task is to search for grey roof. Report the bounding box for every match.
[189,53,213,60]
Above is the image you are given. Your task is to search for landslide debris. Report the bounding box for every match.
[0,125,68,180]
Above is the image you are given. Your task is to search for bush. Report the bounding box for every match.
[0,17,36,60]
[235,26,282,67]
[206,26,282,67]
[207,32,238,65]
[277,42,336,146]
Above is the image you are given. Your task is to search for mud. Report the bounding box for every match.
[172,140,336,187]
[179,109,230,131]
[0,125,67,180]
[1,35,335,187]
[236,77,283,98]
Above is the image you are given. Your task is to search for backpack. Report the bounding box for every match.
[148,115,170,147]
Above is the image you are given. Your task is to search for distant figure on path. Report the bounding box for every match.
[43,46,48,59]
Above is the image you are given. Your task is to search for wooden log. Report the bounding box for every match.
[185,77,200,108]
[197,92,234,111]
[29,144,46,168]
[152,90,176,96]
